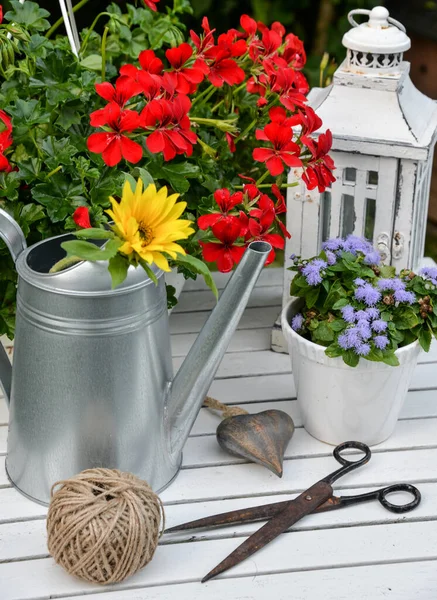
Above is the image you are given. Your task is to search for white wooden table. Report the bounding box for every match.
[1,268,437,600]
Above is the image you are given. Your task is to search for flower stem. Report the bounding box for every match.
[80,12,112,56]
[49,256,82,273]
[235,117,257,143]
[46,0,91,39]
[191,84,215,107]
[235,182,299,190]
[46,166,62,179]
[190,116,238,133]
[255,170,270,186]
[101,26,109,81]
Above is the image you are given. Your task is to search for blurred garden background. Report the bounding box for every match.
[2,0,437,258]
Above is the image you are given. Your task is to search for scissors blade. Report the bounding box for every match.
[166,494,345,534]
[202,480,332,583]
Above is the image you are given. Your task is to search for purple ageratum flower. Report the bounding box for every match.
[363,250,381,266]
[291,313,304,332]
[342,235,374,256]
[354,278,366,287]
[325,250,337,265]
[371,319,387,333]
[373,335,389,350]
[356,342,371,356]
[356,319,372,340]
[366,307,380,320]
[394,289,416,304]
[354,283,382,306]
[355,310,369,321]
[341,305,356,323]
[420,266,437,285]
[338,332,351,350]
[322,238,344,252]
[377,278,406,292]
[302,259,327,286]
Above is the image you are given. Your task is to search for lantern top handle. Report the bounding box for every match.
[342,6,410,56]
[348,7,406,33]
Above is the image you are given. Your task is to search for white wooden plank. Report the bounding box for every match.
[2,482,437,562]
[181,417,437,468]
[192,389,437,436]
[2,521,437,599]
[171,328,271,358]
[184,268,282,292]
[46,561,437,600]
[169,305,280,335]
[173,285,282,313]
[174,350,291,380]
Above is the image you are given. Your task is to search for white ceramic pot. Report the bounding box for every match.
[281,299,421,446]
[165,270,186,313]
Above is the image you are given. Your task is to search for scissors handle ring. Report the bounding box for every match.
[379,483,422,514]
[333,441,372,467]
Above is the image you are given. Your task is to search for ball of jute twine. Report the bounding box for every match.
[47,468,165,585]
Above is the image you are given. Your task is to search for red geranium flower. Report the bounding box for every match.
[87,103,142,166]
[0,109,13,172]
[301,130,336,192]
[141,95,197,161]
[94,78,141,107]
[139,49,164,75]
[253,122,302,176]
[240,14,257,38]
[282,33,307,69]
[143,0,160,11]
[190,17,215,58]
[0,6,3,24]
[225,132,236,153]
[73,207,92,229]
[198,189,243,229]
[247,209,285,265]
[271,67,308,111]
[204,46,245,87]
[200,217,246,273]
[166,43,205,94]
[249,29,282,62]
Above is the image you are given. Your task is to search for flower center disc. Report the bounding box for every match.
[138,221,153,245]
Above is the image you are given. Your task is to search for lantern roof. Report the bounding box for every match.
[342,7,411,54]
[308,8,437,161]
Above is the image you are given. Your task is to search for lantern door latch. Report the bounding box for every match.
[376,232,404,263]
[392,231,405,260]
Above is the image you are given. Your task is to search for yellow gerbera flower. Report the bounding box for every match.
[106,178,195,272]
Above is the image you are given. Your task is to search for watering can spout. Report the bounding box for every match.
[167,240,271,459]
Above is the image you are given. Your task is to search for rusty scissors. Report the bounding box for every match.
[165,441,421,582]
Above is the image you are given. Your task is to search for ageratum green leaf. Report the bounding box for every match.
[175,253,218,300]
[343,350,360,368]
[418,328,432,353]
[305,286,320,309]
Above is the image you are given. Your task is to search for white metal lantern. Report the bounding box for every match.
[283,6,437,305]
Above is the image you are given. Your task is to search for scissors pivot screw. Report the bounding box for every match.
[305,495,312,501]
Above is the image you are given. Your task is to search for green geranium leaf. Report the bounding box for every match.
[32,175,86,222]
[108,253,130,289]
[8,99,51,125]
[80,55,103,71]
[175,253,218,299]
[5,1,51,32]
[75,228,115,240]
[343,350,360,368]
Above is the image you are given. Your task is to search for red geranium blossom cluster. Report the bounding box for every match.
[198,180,289,272]
[86,8,335,272]
[0,109,13,173]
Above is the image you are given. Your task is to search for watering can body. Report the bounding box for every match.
[0,208,270,505]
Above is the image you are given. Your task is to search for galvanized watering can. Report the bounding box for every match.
[0,208,271,505]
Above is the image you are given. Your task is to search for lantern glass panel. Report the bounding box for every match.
[367,171,378,186]
[341,194,355,237]
[364,197,376,241]
[320,190,332,243]
[343,168,356,184]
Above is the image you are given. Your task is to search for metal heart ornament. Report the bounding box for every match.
[215,407,295,477]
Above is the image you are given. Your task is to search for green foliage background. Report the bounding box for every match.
[2,0,380,84]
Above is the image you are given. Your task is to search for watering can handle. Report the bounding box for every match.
[0,208,27,263]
